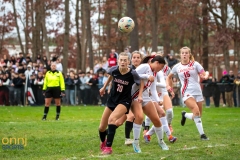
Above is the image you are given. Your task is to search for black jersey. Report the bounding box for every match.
[107,66,140,109]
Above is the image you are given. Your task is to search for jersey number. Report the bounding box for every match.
[184,71,190,78]
[117,84,123,92]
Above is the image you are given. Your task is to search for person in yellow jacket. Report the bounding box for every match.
[42,62,65,120]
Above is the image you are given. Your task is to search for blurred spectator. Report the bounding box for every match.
[78,72,87,106]
[93,60,100,74]
[234,71,240,107]
[18,52,26,64]
[98,72,104,106]
[108,48,118,59]
[229,70,237,107]
[84,72,91,105]
[96,63,106,75]
[167,53,178,68]
[211,77,220,107]
[56,58,63,72]
[172,77,180,106]
[219,70,227,106]
[12,73,25,106]
[223,74,234,107]
[108,53,117,68]
[34,72,44,105]
[0,74,10,106]
[124,47,131,60]
[202,75,213,108]
[88,73,99,105]
[101,57,109,71]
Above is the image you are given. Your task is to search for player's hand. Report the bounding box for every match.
[99,88,105,96]
[169,91,175,99]
[137,96,143,103]
[148,76,154,82]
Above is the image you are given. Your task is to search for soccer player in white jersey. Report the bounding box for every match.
[131,55,169,153]
[166,46,209,140]
[143,69,177,144]
[143,52,175,134]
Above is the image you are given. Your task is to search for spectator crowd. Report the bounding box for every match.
[0,49,239,107]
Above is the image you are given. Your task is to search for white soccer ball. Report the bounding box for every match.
[118,17,135,33]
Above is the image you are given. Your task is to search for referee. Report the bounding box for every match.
[42,62,65,120]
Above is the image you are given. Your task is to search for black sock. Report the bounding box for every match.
[99,129,107,142]
[43,107,49,116]
[56,106,61,116]
[144,126,150,131]
[125,121,133,139]
[106,124,117,147]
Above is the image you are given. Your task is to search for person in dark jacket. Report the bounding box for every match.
[234,71,240,107]
[202,77,213,107]
[219,71,227,106]
[211,77,221,107]
[88,73,99,105]
[222,74,234,107]
[11,73,25,106]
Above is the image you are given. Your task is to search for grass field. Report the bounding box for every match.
[0,106,240,160]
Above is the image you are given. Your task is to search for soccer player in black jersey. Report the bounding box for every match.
[98,52,143,155]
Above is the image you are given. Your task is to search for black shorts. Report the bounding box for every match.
[107,98,131,114]
[45,87,61,98]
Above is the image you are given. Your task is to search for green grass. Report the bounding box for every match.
[0,106,240,160]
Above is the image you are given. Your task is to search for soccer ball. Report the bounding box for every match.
[118,17,135,33]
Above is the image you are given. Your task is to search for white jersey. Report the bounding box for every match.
[171,61,204,97]
[131,63,156,102]
[150,71,167,102]
[162,65,171,80]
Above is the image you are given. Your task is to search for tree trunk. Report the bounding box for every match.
[25,0,30,55]
[151,0,158,52]
[85,0,94,69]
[126,0,139,51]
[32,0,42,60]
[162,0,170,55]
[81,0,87,71]
[75,0,82,71]
[41,2,49,59]
[62,0,70,74]
[202,0,208,70]
[12,0,24,54]
[116,0,124,52]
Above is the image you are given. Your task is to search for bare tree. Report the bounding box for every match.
[75,0,82,71]
[62,0,70,74]
[202,0,209,70]
[81,0,87,71]
[12,0,24,54]
[126,0,139,51]
[151,0,159,52]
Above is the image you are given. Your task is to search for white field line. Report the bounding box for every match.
[88,143,237,159]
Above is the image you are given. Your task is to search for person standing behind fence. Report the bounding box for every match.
[211,77,220,107]
[88,73,99,105]
[84,72,91,105]
[223,74,234,107]
[78,72,86,106]
[42,62,65,120]
[11,73,25,106]
[234,71,240,107]
[0,74,10,106]
[229,70,237,107]
[219,71,227,106]
[202,76,213,108]
[34,72,44,106]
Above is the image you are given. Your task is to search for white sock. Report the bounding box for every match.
[160,117,171,138]
[185,113,193,120]
[193,116,204,135]
[145,116,152,126]
[166,108,173,124]
[146,126,155,136]
[133,123,142,143]
[154,126,164,143]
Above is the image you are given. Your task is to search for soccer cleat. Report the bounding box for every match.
[56,116,59,120]
[101,147,112,155]
[168,124,174,133]
[132,141,141,153]
[143,134,151,143]
[159,141,169,150]
[168,135,177,143]
[100,139,107,151]
[42,116,47,121]
[200,134,209,140]
[181,111,187,126]
[125,138,133,145]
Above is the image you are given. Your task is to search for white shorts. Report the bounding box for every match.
[159,91,168,101]
[182,94,204,103]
